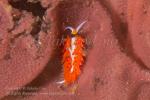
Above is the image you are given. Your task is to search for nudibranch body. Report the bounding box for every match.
[58,21,86,85]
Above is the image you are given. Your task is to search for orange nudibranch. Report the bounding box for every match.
[62,21,86,85]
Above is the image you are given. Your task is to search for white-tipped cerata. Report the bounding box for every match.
[76,21,87,32]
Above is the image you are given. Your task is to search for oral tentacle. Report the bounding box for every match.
[76,21,87,32]
[65,26,74,33]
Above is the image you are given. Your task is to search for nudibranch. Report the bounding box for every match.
[58,21,86,85]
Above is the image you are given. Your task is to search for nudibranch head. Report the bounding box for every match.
[65,21,87,35]
[72,29,78,35]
